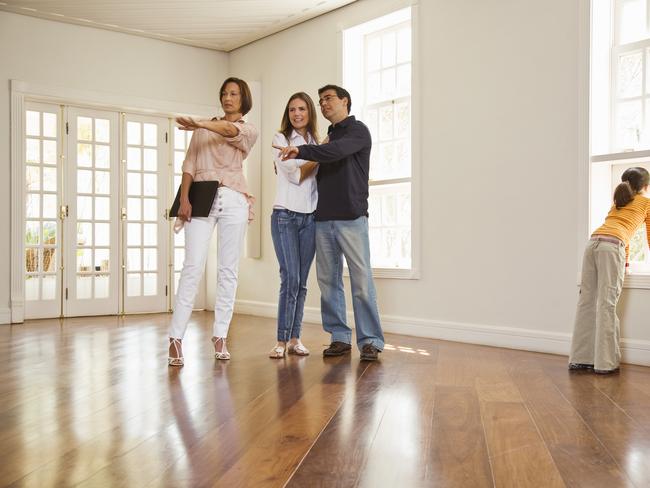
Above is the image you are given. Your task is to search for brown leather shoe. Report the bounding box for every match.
[360,343,380,361]
[323,341,352,357]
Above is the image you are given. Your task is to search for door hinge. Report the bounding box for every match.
[165,285,168,297]
[165,132,168,143]
[65,288,69,300]
[65,122,69,135]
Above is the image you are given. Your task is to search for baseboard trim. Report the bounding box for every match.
[234,299,650,367]
[0,308,12,325]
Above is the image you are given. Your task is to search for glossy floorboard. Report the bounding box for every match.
[2,312,650,487]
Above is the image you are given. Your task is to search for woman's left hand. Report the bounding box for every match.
[176,116,203,131]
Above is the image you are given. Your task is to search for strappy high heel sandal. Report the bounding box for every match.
[269,344,286,359]
[212,336,231,360]
[168,338,184,367]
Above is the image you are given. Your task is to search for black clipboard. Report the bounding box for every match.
[169,181,219,218]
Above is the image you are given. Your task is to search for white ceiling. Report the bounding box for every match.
[0,0,358,52]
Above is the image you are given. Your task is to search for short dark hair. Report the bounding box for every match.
[220,77,253,116]
[318,84,352,114]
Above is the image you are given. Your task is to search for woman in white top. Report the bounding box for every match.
[269,92,320,358]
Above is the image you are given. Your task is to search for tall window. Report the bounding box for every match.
[592,0,650,277]
[344,7,415,275]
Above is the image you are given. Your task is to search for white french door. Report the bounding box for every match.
[23,102,63,319]
[64,107,120,317]
[22,103,191,319]
[122,114,169,313]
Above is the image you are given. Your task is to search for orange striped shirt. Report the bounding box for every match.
[593,194,650,262]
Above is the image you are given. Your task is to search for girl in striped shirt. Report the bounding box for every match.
[569,167,650,374]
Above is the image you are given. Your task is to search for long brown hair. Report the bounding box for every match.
[280,92,320,143]
[614,167,650,209]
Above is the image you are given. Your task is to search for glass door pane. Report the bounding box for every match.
[123,115,169,313]
[64,108,119,317]
[24,102,62,319]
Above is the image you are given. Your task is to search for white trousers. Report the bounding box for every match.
[168,186,248,339]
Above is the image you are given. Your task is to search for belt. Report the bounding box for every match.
[591,235,623,245]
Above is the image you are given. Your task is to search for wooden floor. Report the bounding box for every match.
[2,313,650,487]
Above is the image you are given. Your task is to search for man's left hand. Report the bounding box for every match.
[272,144,299,160]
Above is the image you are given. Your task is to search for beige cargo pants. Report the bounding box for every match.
[569,238,626,371]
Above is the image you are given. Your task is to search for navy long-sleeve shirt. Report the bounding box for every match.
[296,116,371,221]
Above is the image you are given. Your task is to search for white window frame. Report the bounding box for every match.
[341,4,420,280]
[588,0,650,289]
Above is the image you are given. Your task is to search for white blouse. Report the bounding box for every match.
[272,130,318,214]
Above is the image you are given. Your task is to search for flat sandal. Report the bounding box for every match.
[288,343,310,356]
[269,345,286,359]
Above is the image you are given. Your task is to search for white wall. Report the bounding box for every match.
[229,0,650,363]
[0,11,229,321]
[3,2,649,363]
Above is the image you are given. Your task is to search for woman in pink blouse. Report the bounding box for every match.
[168,77,258,366]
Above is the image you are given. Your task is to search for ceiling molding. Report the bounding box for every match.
[0,0,358,52]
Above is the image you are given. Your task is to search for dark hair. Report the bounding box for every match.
[318,84,352,113]
[280,92,320,143]
[219,77,252,116]
[614,167,650,209]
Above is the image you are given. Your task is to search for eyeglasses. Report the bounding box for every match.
[319,95,339,106]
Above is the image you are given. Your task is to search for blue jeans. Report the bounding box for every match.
[315,216,384,351]
[271,209,316,342]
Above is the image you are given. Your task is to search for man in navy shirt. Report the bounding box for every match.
[274,85,384,361]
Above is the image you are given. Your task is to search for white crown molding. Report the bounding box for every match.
[11,80,216,119]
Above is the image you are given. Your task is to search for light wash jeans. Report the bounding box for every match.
[315,216,384,351]
[271,209,316,342]
[168,186,248,339]
[569,237,626,371]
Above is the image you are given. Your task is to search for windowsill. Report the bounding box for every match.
[592,150,650,162]
[344,266,420,280]
[624,273,650,289]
